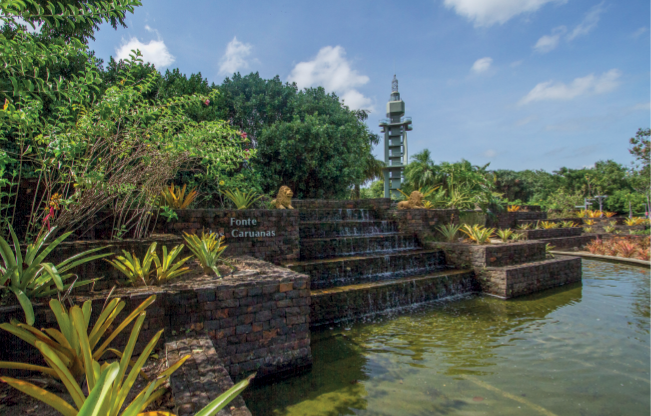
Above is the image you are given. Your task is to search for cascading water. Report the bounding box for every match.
[290,204,475,325]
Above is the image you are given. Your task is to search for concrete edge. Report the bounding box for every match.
[551,251,650,268]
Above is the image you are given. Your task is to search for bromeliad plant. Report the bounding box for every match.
[160,184,198,210]
[222,189,263,210]
[460,224,495,245]
[496,229,514,242]
[507,205,521,212]
[540,221,560,229]
[561,221,579,228]
[0,293,253,416]
[107,243,192,286]
[436,223,461,242]
[183,231,227,276]
[0,225,111,325]
[0,295,156,381]
[517,223,532,230]
[0,294,189,416]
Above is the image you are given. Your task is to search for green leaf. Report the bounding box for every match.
[9,287,34,325]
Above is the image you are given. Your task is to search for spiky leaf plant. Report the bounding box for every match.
[160,184,197,210]
[496,229,514,242]
[183,231,227,276]
[222,189,262,210]
[436,223,461,242]
[0,224,111,325]
[460,224,495,245]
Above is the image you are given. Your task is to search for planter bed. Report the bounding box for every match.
[520,227,583,240]
[430,240,547,268]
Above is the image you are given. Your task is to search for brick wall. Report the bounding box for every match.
[521,228,583,240]
[157,209,300,264]
[486,212,517,230]
[432,241,547,268]
[391,208,459,241]
[0,257,312,379]
[480,256,582,298]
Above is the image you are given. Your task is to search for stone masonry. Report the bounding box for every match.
[0,257,312,379]
[157,209,300,264]
[166,336,251,416]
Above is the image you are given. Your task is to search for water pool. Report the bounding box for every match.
[244,259,650,416]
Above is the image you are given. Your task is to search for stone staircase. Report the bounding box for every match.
[284,208,477,327]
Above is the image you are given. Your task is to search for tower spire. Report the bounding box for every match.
[380,75,412,198]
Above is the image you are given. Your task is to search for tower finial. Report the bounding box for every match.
[391,74,399,93]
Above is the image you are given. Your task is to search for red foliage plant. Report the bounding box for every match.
[585,237,650,261]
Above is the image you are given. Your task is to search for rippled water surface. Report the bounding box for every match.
[245,259,650,416]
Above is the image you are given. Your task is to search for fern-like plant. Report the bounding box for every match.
[460,224,495,245]
[436,223,461,242]
[496,229,514,242]
[161,184,197,210]
[222,189,263,209]
[183,231,227,276]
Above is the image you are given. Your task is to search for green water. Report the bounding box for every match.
[245,260,650,416]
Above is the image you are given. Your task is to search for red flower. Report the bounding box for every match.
[204,99,210,106]
[240,132,247,139]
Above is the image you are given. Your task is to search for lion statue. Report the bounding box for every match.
[397,191,425,209]
[271,186,294,209]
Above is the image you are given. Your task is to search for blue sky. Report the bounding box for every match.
[89,0,650,172]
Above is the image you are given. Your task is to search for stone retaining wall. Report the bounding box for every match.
[391,209,459,241]
[538,234,598,250]
[521,228,582,240]
[0,257,312,379]
[432,241,547,268]
[156,209,300,264]
[515,211,547,221]
[480,257,582,299]
[166,336,251,416]
[486,212,517,230]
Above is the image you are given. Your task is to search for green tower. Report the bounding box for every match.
[380,75,412,198]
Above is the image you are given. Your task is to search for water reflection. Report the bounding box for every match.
[246,260,649,416]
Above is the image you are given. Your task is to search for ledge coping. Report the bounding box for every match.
[550,251,650,268]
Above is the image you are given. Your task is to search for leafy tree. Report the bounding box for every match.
[629,128,650,169]
[10,0,138,42]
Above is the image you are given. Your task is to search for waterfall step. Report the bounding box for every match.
[299,209,377,222]
[286,249,448,290]
[310,269,478,327]
[299,220,399,239]
[299,233,420,260]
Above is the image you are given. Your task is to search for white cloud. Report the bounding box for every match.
[483,149,497,158]
[630,102,650,111]
[115,28,175,68]
[567,2,605,41]
[443,0,566,27]
[288,46,373,111]
[534,26,566,53]
[471,57,493,73]
[218,37,253,76]
[632,27,648,38]
[519,69,621,105]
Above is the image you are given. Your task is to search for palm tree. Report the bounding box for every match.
[352,155,385,199]
[405,149,438,189]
